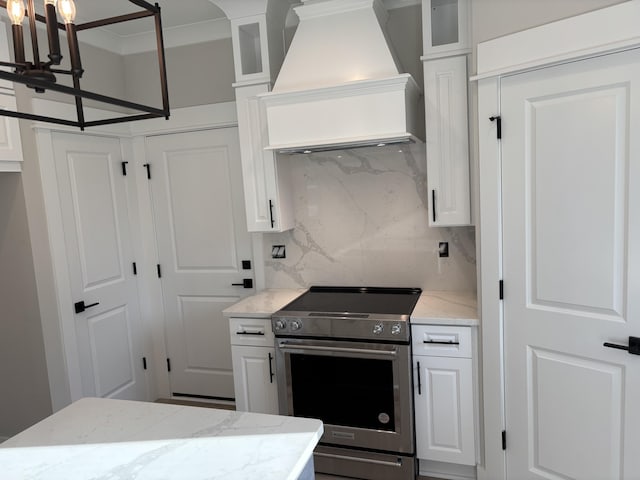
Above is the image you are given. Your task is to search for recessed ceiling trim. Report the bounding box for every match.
[76,17,232,56]
[382,0,421,10]
[120,18,232,55]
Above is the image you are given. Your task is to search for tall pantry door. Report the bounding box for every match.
[146,128,253,400]
[501,48,640,480]
[52,132,147,400]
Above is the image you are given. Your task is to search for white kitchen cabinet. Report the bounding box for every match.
[229,317,278,414]
[421,0,471,60]
[234,84,294,232]
[423,55,471,226]
[0,91,24,172]
[412,324,476,467]
[0,23,23,172]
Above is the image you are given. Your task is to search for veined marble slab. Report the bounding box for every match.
[223,288,306,318]
[262,144,477,292]
[411,291,479,326]
[0,398,323,480]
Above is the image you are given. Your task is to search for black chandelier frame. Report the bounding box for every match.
[0,0,170,129]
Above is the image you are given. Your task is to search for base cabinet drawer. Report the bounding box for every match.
[414,355,476,466]
[229,317,275,347]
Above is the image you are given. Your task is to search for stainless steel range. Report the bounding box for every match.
[272,286,421,480]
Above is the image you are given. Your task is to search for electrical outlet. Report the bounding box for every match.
[439,242,449,258]
[272,245,286,259]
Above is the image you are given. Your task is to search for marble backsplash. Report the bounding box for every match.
[263,143,477,292]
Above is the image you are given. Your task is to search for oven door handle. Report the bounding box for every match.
[277,342,397,357]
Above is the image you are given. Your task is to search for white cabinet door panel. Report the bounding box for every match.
[414,356,475,466]
[424,55,471,226]
[231,345,278,414]
[0,92,23,171]
[235,84,293,232]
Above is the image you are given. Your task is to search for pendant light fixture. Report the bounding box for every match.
[0,0,169,129]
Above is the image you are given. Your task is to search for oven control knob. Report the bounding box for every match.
[373,323,384,335]
[274,320,286,331]
[391,324,402,335]
[290,319,302,331]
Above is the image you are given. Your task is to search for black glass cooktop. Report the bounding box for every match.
[280,286,422,316]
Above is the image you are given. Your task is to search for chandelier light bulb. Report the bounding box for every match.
[59,0,76,23]
[6,0,26,25]
[44,0,57,5]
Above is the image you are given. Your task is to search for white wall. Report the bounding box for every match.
[471,0,628,54]
[3,19,128,113]
[0,174,52,438]
[124,38,236,109]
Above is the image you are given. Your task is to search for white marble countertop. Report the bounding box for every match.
[0,397,323,480]
[411,291,478,326]
[223,288,478,326]
[223,288,306,318]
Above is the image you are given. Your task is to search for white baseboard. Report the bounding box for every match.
[418,459,476,480]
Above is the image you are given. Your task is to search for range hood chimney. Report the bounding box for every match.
[258,0,423,153]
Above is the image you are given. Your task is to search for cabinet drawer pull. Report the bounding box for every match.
[423,340,460,345]
[432,190,437,223]
[417,361,422,396]
[268,352,275,383]
[268,200,275,228]
[236,331,265,336]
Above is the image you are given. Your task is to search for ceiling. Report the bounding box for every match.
[71,0,419,37]
[72,1,228,37]
[0,0,421,54]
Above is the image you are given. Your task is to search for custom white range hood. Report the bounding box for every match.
[258,0,423,153]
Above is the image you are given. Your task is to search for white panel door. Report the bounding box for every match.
[146,128,253,400]
[52,132,146,400]
[501,48,640,480]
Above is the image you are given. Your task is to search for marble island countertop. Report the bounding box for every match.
[223,288,478,326]
[0,397,323,480]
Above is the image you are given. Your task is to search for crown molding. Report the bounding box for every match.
[77,18,232,56]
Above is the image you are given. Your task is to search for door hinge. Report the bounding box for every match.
[166,358,171,372]
[490,115,502,140]
[143,163,151,180]
[121,161,128,176]
[132,262,137,275]
[157,264,162,278]
[502,430,507,450]
[499,280,504,300]
[142,357,147,370]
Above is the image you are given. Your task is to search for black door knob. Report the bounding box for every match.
[604,336,640,355]
[74,301,100,314]
[232,279,253,289]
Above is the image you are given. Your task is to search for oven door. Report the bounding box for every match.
[275,337,414,454]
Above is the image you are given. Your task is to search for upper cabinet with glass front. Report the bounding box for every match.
[422,0,471,60]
